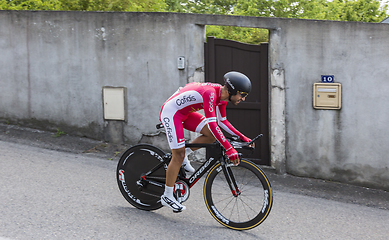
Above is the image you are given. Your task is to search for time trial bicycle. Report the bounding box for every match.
[116,125,273,231]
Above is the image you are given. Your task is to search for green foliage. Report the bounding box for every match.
[165,0,186,12]
[53,128,66,137]
[184,0,388,43]
[0,0,62,10]
[235,0,388,22]
[184,0,237,14]
[1,0,387,44]
[207,25,269,44]
[0,0,167,11]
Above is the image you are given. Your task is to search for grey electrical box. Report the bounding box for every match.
[103,87,126,120]
[177,56,185,70]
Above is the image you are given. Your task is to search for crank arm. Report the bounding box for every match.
[138,178,165,188]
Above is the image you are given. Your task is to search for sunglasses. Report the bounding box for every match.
[237,91,249,98]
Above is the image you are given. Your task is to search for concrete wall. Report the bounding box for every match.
[282,20,389,189]
[1,11,389,190]
[0,11,205,148]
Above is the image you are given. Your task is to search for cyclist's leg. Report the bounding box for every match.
[162,147,186,212]
[192,123,216,145]
[183,112,216,149]
[160,107,187,211]
[181,113,215,172]
[166,147,185,187]
[160,111,186,187]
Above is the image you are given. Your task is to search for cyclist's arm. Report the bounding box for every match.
[216,104,251,143]
[202,90,238,162]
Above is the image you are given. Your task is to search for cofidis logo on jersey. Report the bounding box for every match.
[208,92,215,112]
[163,117,174,143]
[176,95,196,106]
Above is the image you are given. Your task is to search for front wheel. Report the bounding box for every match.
[203,160,273,230]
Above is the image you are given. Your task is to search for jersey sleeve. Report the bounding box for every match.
[202,89,234,151]
[216,103,251,142]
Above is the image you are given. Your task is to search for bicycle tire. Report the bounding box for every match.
[203,159,273,230]
[116,144,166,211]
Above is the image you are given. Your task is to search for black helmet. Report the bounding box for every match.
[223,71,251,98]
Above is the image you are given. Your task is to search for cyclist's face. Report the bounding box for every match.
[230,92,246,105]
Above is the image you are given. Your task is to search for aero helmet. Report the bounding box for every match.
[223,71,252,98]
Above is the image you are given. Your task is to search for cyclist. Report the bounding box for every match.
[159,71,253,212]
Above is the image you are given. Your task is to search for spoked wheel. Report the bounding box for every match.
[203,159,273,230]
[116,144,167,211]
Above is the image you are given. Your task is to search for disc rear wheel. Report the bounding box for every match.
[116,144,167,211]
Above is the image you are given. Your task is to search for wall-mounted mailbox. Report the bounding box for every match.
[313,83,341,110]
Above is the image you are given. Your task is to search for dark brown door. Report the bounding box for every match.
[205,36,269,165]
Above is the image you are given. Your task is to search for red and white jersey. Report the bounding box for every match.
[160,82,247,150]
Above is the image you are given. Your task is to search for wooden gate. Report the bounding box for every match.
[204,36,269,165]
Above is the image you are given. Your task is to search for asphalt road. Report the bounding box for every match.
[1,124,389,239]
[0,139,389,240]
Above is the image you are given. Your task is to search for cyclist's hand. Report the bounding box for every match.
[226,148,240,166]
[240,136,255,148]
[240,136,251,142]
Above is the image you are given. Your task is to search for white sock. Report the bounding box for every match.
[164,185,174,197]
[161,184,186,211]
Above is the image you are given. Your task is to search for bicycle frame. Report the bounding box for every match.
[183,142,223,188]
[117,132,271,230]
[138,141,241,197]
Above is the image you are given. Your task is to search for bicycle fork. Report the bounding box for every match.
[220,157,241,197]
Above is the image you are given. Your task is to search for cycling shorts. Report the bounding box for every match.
[160,107,207,149]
